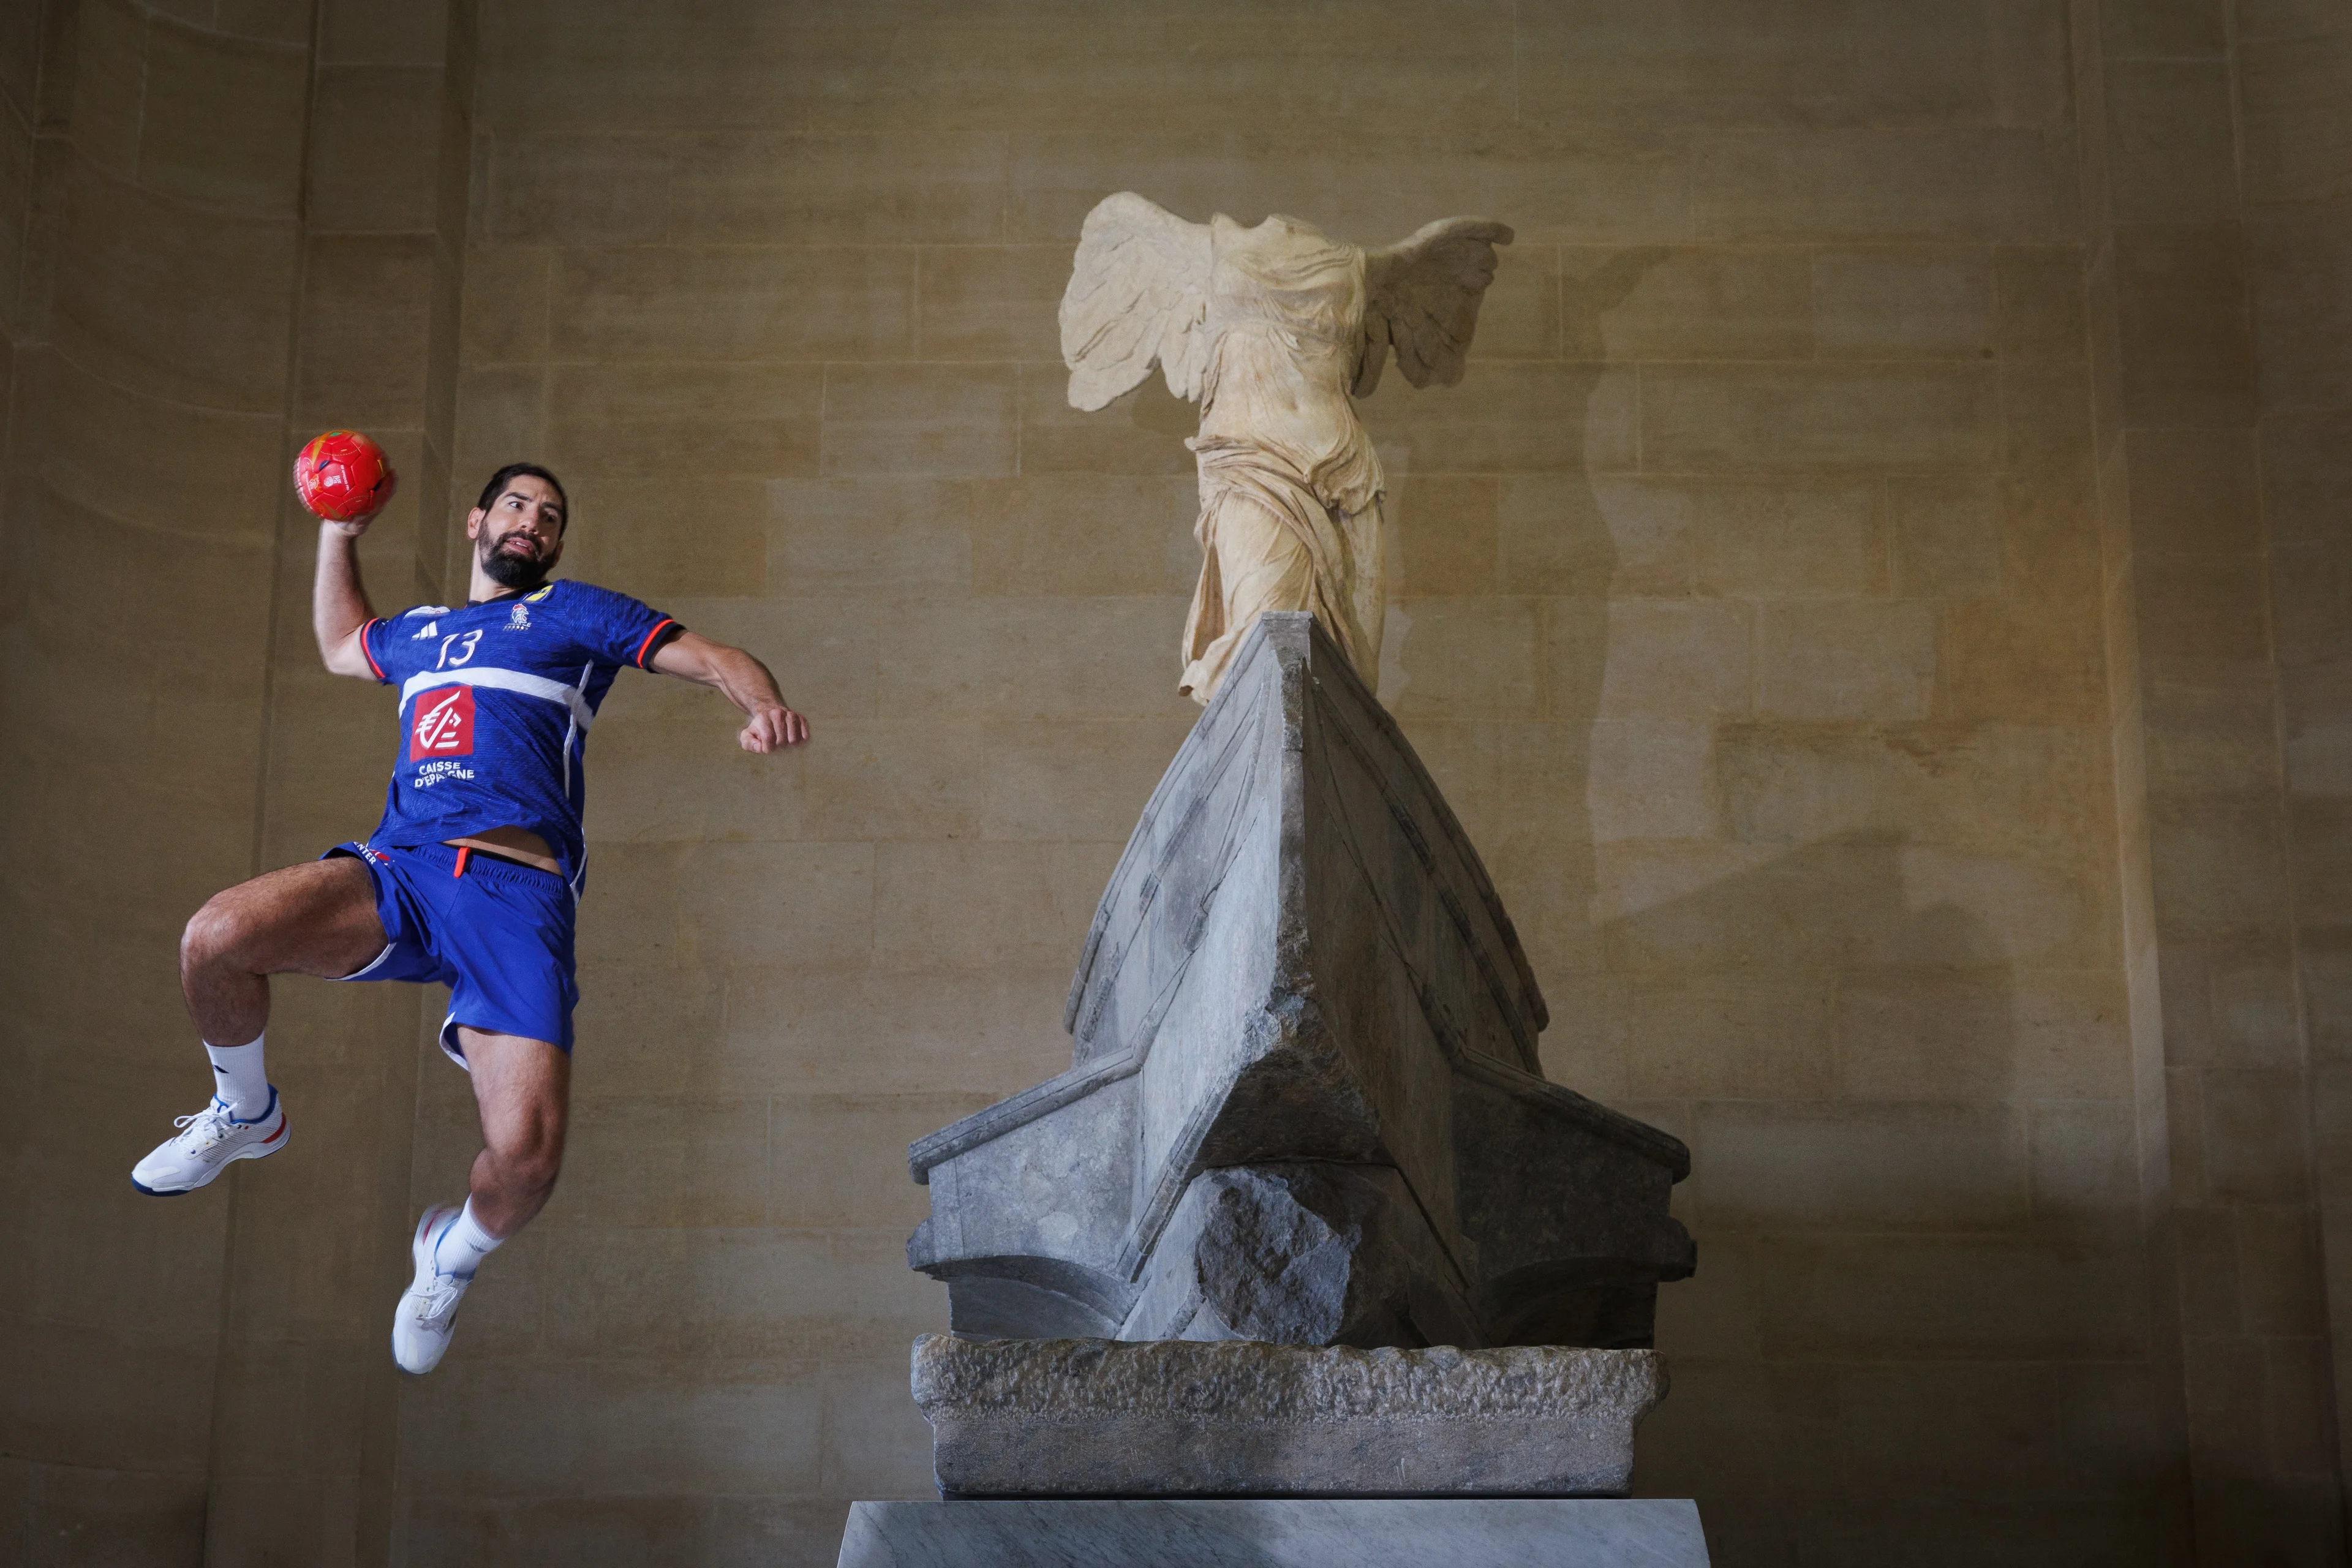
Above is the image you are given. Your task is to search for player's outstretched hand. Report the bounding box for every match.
[741,703,809,753]
[326,474,399,538]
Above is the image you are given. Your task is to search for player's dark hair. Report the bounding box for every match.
[475,462,569,533]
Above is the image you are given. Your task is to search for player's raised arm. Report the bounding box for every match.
[298,431,399,679]
[648,630,810,753]
[313,522,383,679]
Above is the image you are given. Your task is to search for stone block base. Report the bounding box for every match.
[836,1499,1710,1566]
[913,1335,1667,1499]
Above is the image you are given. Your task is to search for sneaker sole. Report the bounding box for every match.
[129,1114,290,1197]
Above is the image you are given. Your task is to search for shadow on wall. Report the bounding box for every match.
[1626,837,2148,1560]
[1364,246,2156,1555]
[1535,245,1673,1000]
[1608,846,2160,1558]
[1367,246,1672,1018]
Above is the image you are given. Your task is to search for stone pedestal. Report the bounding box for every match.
[914,1334,1665,1499]
[843,614,1708,1561]
[836,1499,1712,1567]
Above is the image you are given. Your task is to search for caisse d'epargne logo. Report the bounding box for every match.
[410,686,475,762]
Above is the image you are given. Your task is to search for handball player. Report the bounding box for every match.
[131,461,809,1374]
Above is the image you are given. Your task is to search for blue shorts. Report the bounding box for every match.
[324,840,578,1066]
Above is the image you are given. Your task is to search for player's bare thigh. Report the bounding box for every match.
[181,856,387,981]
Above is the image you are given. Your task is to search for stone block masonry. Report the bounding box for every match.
[837,1498,1712,1567]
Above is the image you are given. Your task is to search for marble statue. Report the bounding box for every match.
[858,197,1705,1562]
[1059,195,1513,703]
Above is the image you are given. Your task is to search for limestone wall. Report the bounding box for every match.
[2075,0,2352,1555]
[0,1,2342,1565]
[219,0,477,1555]
[0,0,471,1557]
[1,0,314,1552]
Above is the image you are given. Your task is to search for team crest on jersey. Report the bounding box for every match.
[507,603,531,631]
[410,685,475,761]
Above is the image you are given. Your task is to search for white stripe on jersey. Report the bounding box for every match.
[560,662,590,802]
[402,666,596,730]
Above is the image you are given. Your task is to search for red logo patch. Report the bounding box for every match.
[410,685,475,760]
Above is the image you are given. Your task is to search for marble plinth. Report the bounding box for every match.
[835,1498,1711,1567]
[913,1335,1666,1499]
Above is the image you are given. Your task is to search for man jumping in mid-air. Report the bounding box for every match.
[130,462,808,1373]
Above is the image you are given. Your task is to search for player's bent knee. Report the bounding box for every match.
[492,1136,564,1196]
[179,897,249,971]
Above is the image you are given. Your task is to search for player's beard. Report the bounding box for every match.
[480,532,549,590]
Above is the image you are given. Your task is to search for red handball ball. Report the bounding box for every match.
[293,429,396,522]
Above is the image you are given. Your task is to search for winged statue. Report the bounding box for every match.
[1060,193,1513,704]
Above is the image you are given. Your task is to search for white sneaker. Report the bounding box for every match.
[130,1090,288,1195]
[392,1205,473,1375]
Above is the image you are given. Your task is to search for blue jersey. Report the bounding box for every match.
[358,579,679,891]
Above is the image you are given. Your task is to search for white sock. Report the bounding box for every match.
[429,1199,503,1280]
[203,1033,270,1120]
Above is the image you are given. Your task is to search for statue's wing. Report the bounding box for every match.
[1355,217,1515,396]
[1060,192,1215,411]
